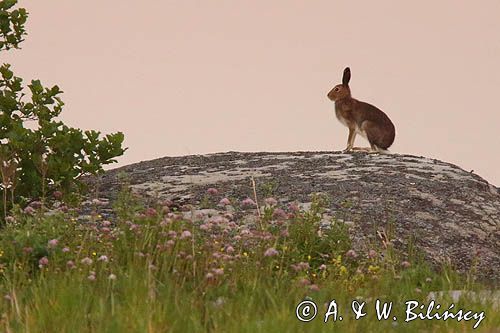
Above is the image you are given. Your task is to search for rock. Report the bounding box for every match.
[87,151,500,281]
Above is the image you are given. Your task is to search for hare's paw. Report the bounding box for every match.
[352,147,372,152]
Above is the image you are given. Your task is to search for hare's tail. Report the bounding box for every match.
[375,146,392,154]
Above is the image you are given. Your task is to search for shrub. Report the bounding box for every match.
[0,0,126,219]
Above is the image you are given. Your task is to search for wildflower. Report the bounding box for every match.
[30,201,42,209]
[166,240,175,247]
[415,288,422,293]
[108,273,117,280]
[205,272,214,280]
[346,249,358,259]
[24,206,36,215]
[225,245,235,254]
[207,188,219,195]
[241,198,256,208]
[145,207,157,217]
[309,284,320,292]
[264,197,278,206]
[319,264,327,270]
[87,274,96,281]
[47,239,59,248]
[98,255,109,262]
[62,247,70,253]
[272,208,287,220]
[200,223,210,231]
[264,247,279,257]
[288,202,300,212]
[38,256,49,267]
[298,278,311,286]
[240,229,251,236]
[368,249,377,259]
[160,218,172,227]
[425,277,432,283]
[168,230,177,238]
[66,260,75,269]
[5,216,15,223]
[401,261,411,269]
[23,247,33,254]
[214,297,225,307]
[291,262,310,272]
[218,197,231,206]
[81,257,93,265]
[213,268,224,276]
[180,230,192,239]
[102,220,112,227]
[53,190,63,200]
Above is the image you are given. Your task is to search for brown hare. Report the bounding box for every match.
[327,67,395,153]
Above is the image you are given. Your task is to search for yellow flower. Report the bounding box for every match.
[307,255,312,261]
[92,252,97,256]
[243,252,248,257]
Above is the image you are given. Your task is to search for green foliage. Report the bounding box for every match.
[0,0,27,51]
[0,0,126,218]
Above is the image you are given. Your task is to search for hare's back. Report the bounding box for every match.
[356,101,394,127]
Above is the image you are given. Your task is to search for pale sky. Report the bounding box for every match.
[3,1,500,185]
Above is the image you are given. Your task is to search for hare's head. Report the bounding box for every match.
[327,67,351,101]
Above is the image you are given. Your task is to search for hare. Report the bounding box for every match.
[327,67,395,153]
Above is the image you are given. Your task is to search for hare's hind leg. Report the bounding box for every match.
[361,121,386,154]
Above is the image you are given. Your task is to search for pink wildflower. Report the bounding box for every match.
[98,255,109,262]
[24,206,35,215]
[346,249,358,259]
[264,197,278,206]
[81,257,93,265]
[207,188,219,195]
[38,256,49,267]
[219,197,231,206]
[264,247,279,257]
[241,198,256,208]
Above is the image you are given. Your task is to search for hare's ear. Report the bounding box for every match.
[342,67,351,86]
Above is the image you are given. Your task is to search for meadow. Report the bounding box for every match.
[0,185,498,332]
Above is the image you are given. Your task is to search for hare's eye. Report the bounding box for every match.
[334,87,340,92]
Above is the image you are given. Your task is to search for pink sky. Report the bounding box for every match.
[3,1,500,185]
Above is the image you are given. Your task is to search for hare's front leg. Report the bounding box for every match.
[343,128,356,152]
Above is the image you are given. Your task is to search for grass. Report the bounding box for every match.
[0,187,498,332]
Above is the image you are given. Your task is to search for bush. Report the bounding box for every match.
[0,0,126,219]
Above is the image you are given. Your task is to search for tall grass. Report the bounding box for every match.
[0,189,498,332]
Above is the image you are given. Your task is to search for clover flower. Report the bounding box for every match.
[264,247,279,257]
